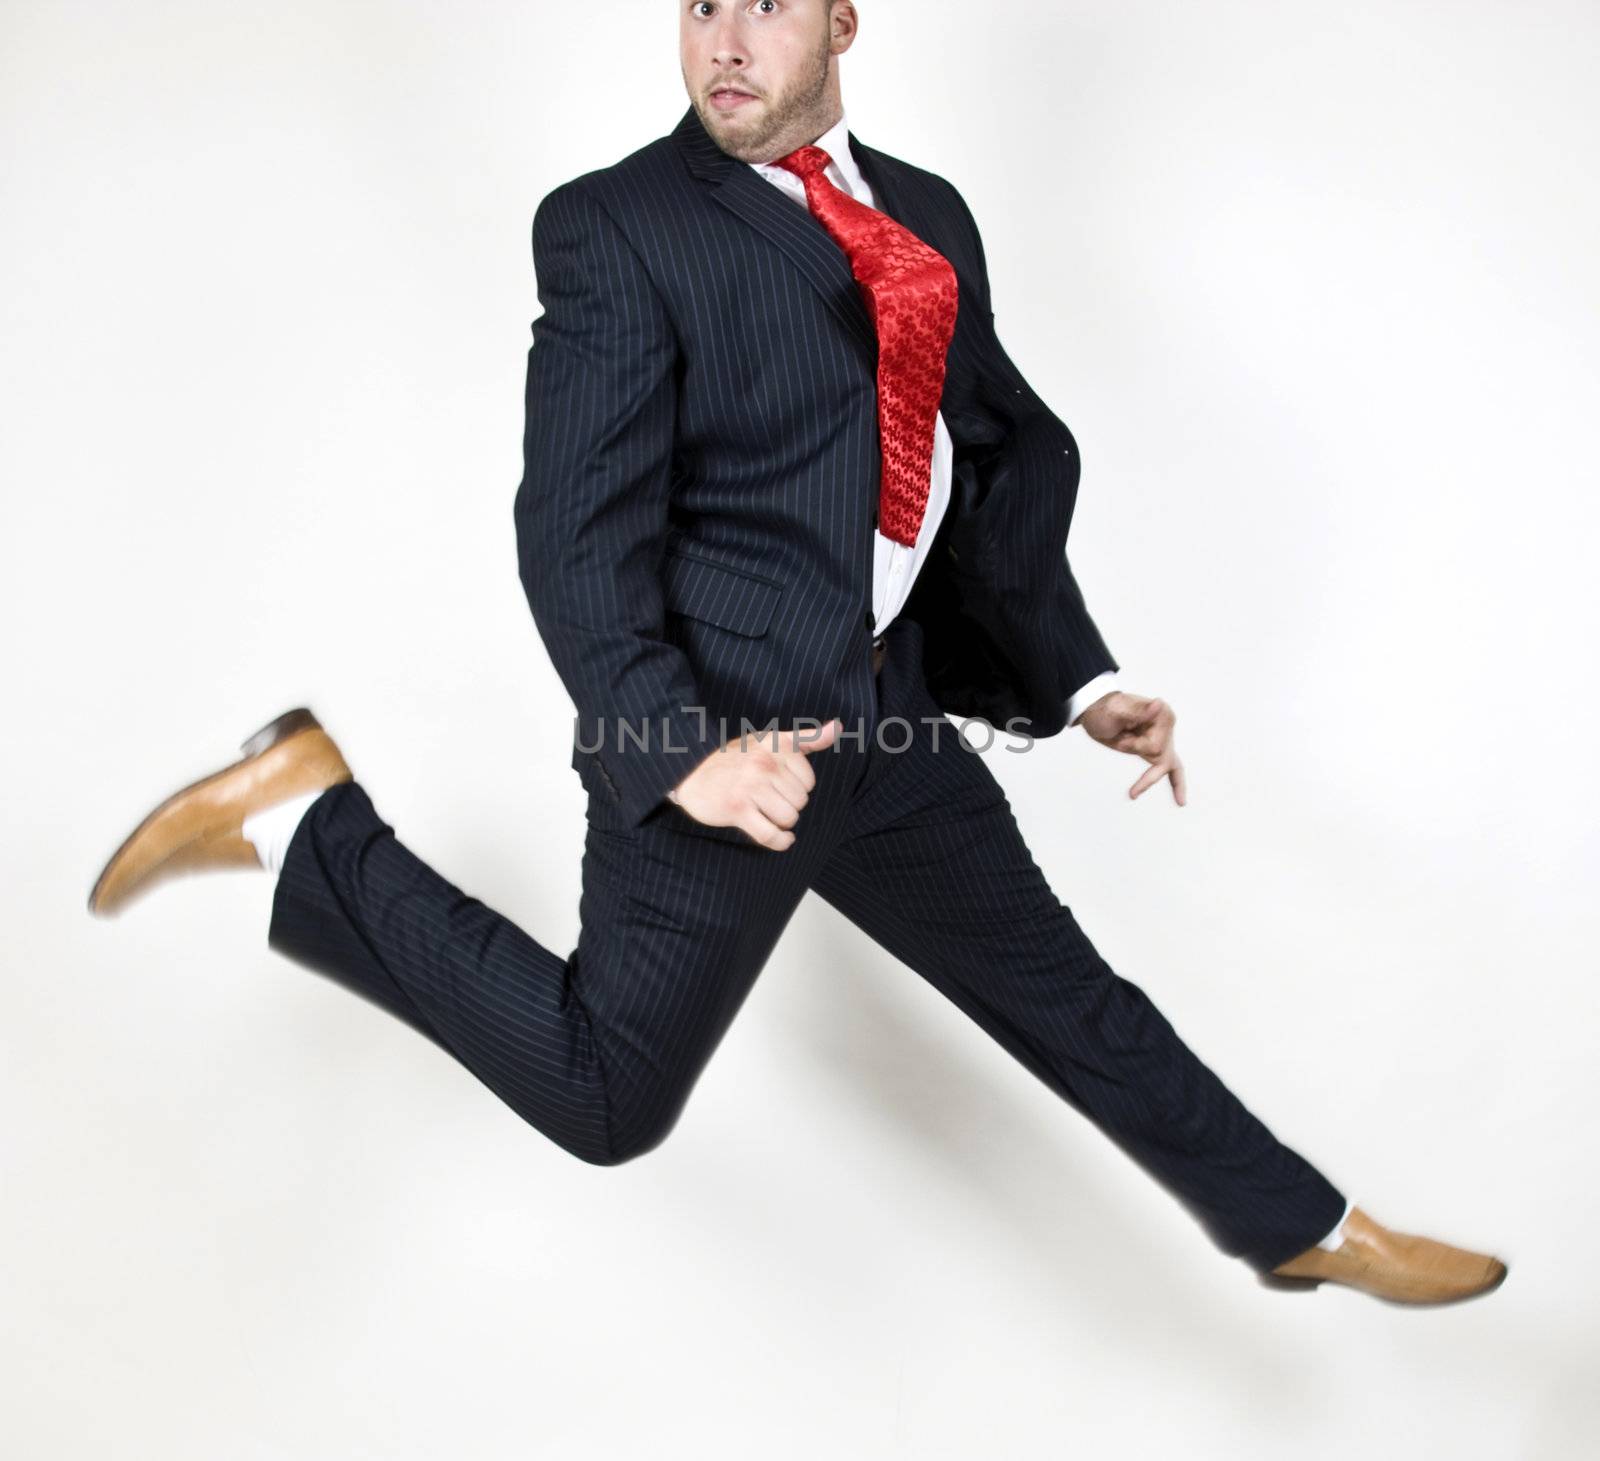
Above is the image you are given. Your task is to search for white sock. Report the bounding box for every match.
[1315,1197,1356,1251]
[241,788,327,875]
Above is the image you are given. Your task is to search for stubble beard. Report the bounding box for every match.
[692,23,835,164]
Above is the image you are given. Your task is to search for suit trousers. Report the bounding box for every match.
[266,614,1346,1274]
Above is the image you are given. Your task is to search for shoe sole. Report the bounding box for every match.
[87,706,326,915]
[1257,1261,1509,1305]
[1257,1272,1323,1293]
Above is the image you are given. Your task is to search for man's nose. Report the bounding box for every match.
[706,17,748,66]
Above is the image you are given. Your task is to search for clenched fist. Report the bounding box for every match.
[667,717,842,849]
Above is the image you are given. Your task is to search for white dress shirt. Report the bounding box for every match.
[749,112,1120,727]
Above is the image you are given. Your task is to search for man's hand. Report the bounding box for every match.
[666,718,843,849]
[1077,692,1188,805]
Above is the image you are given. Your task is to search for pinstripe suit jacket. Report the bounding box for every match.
[513,104,1118,831]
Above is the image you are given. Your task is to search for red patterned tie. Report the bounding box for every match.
[771,145,959,547]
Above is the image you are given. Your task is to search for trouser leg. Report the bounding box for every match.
[810,620,1347,1273]
[268,779,629,1160]
[267,764,841,1164]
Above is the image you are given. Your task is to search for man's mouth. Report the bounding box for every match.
[710,88,756,112]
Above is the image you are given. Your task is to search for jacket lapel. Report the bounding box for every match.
[671,105,919,366]
[668,105,983,426]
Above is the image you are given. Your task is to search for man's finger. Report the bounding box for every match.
[1170,757,1188,806]
[788,718,841,754]
[1116,730,1169,758]
[744,808,797,851]
[754,784,802,829]
[1128,763,1163,799]
[772,762,813,808]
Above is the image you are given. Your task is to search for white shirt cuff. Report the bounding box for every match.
[1067,671,1121,727]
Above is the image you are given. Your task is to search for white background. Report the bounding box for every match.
[5,1,1596,1456]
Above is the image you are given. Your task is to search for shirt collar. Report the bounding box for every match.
[750,110,869,202]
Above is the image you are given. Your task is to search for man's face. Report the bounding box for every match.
[679,0,857,164]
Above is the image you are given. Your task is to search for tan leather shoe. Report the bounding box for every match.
[1261,1205,1508,1305]
[87,707,353,917]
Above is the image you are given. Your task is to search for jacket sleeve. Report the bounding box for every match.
[513,180,725,828]
[945,182,1120,706]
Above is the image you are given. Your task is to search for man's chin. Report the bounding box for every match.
[699,108,770,158]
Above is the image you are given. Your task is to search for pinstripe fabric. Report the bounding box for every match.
[814,621,1347,1272]
[265,106,1347,1275]
[268,613,1344,1271]
[514,106,1116,834]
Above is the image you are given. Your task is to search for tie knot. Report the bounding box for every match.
[770,144,832,182]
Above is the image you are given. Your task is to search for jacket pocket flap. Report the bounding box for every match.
[661,548,781,638]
